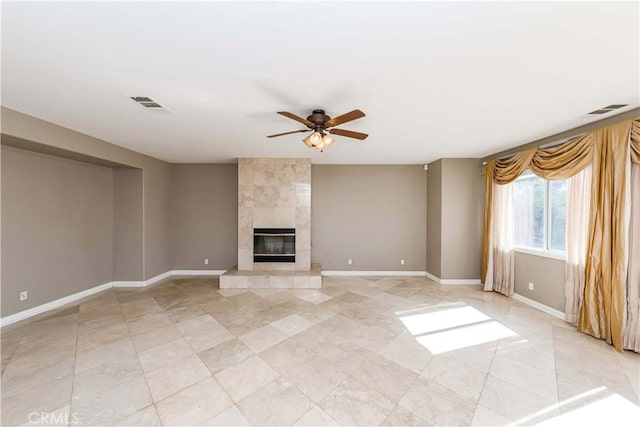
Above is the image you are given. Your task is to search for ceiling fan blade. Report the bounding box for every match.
[277,111,314,127]
[325,109,365,127]
[329,128,369,140]
[267,129,310,138]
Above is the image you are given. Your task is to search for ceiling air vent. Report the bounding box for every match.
[130,96,164,109]
[588,104,628,115]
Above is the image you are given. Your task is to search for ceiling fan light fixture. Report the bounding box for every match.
[309,131,322,145]
[302,134,315,148]
[322,134,335,147]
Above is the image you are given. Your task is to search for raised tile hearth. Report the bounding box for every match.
[220,264,322,289]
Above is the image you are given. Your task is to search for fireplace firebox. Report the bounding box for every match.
[253,228,295,263]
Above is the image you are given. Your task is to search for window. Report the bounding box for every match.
[513,173,567,252]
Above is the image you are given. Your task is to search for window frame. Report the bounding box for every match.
[513,172,567,261]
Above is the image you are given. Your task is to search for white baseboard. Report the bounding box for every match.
[512,293,565,320]
[426,271,481,285]
[321,271,427,277]
[1,269,227,328]
[171,270,227,276]
[0,281,113,328]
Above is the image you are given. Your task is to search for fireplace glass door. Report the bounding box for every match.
[253,228,295,262]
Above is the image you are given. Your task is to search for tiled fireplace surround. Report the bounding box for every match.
[219,158,321,289]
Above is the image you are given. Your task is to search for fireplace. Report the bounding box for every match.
[253,228,295,263]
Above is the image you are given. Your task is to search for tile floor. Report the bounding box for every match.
[1,276,638,426]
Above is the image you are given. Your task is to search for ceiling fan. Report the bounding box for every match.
[267,109,368,152]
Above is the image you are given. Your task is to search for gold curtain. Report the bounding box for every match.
[631,120,640,164]
[481,136,593,282]
[577,120,632,351]
[530,134,594,179]
[482,117,638,350]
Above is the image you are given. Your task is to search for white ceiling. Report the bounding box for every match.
[1,1,638,164]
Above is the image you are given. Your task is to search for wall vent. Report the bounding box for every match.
[130,96,164,109]
[588,104,628,115]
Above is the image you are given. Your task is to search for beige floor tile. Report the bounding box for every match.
[1,354,75,398]
[319,377,395,426]
[176,314,235,352]
[237,377,313,426]
[471,404,513,426]
[137,337,196,373]
[126,311,173,336]
[116,405,161,426]
[259,335,318,373]
[399,377,477,426]
[205,405,250,426]
[283,355,349,403]
[381,405,427,426]
[478,375,559,423]
[351,353,418,402]
[378,331,432,373]
[74,338,136,373]
[271,314,314,336]
[76,321,130,352]
[8,336,77,374]
[293,405,342,427]
[239,324,287,353]
[214,355,280,402]
[198,338,254,374]
[72,355,143,400]
[156,377,233,426]
[3,276,638,427]
[120,297,162,319]
[131,323,182,352]
[0,375,73,426]
[71,376,152,426]
[145,355,211,402]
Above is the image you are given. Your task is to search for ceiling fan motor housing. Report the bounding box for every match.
[307,109,330,128]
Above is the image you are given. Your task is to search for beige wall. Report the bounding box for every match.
[311,165,427,271]
[514,252,565,311]
[113,169,143,281]
[426,158,483,280]
[441,158,484,279]
[1,146,114,316]
[1,107,171,280]
[426,160,442,277]
[170,164,238,270]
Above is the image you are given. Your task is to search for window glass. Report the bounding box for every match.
[549,180,567,251]
[513,175,545,248]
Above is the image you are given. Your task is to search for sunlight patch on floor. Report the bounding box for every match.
[521,387,640,425]
[397,303,517,355]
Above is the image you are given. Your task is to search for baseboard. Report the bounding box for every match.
[0,281,113,328]
[426,271,481,285]
[171,270,227,276]
[321,271,427,277]
[512,293,565,320]
[1,269,227,328]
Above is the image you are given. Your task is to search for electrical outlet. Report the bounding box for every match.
[204,258,209,265]
[20,291,28,301]
[400,259,405,265]
[528,282,534,291]
[348,259,353,265]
